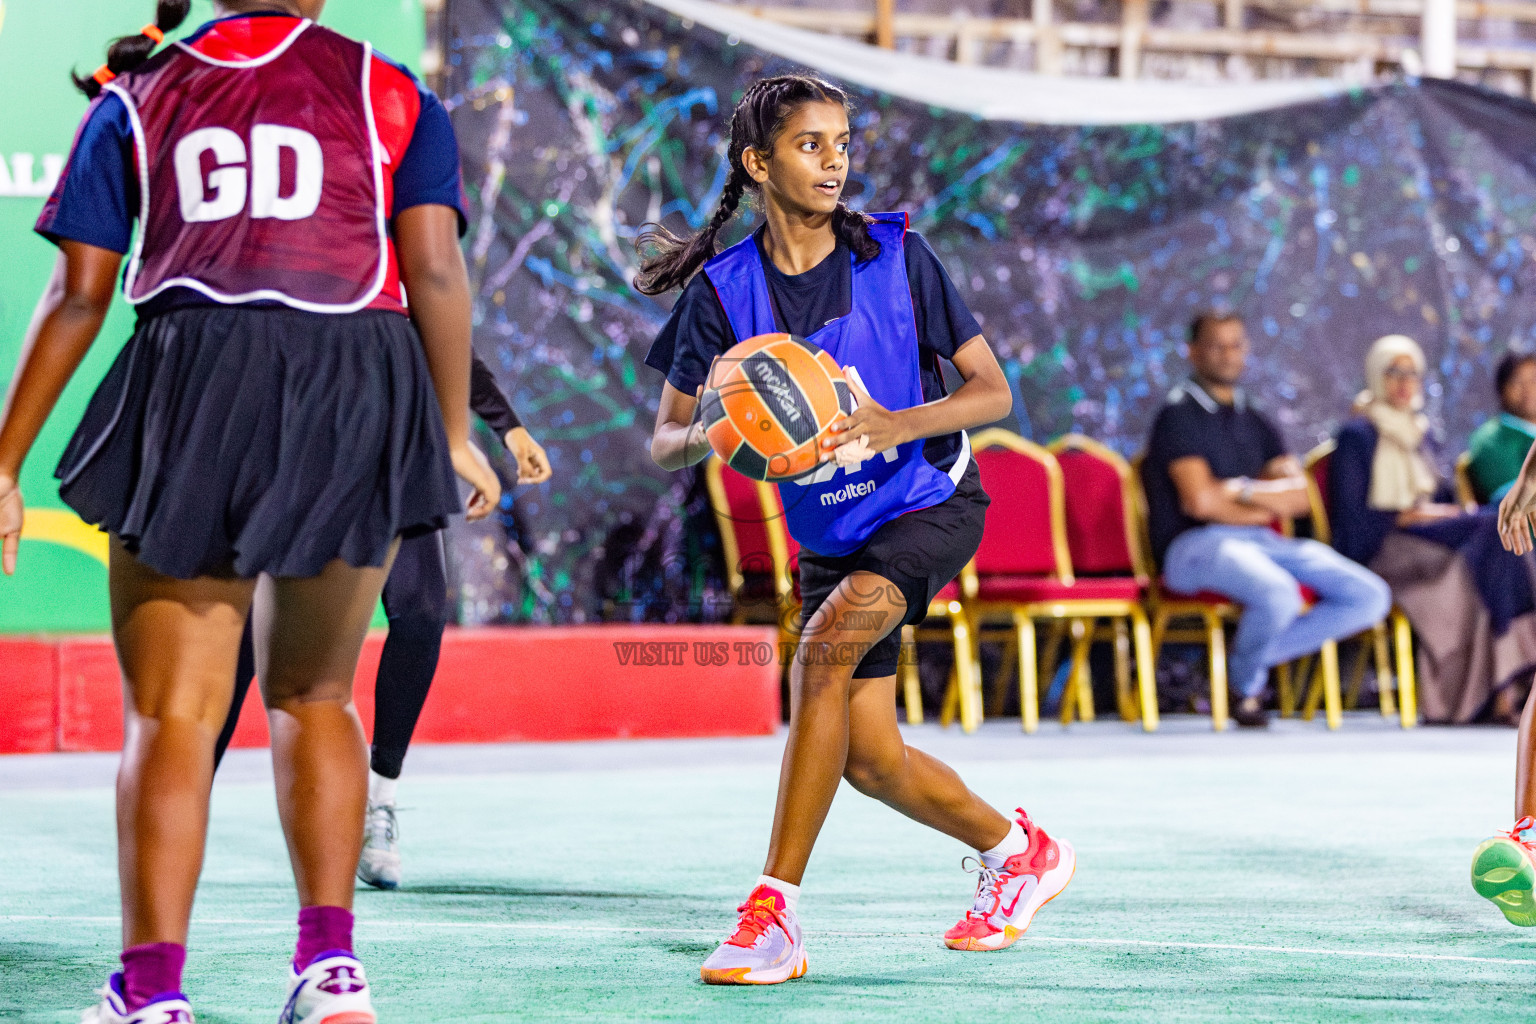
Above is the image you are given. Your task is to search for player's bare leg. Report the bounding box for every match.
[254,544,396,1022]
[104,537,254,1016]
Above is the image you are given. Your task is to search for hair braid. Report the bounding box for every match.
[634,164,751,296]
[831,201,881,263]
[74,0,191,98]
[633,74,880,295]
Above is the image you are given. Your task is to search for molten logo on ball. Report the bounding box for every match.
[749,358,805,425]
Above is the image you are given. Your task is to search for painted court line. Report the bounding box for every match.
[6,916,1535,967]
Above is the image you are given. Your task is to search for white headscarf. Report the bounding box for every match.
[1357,334,1438,511]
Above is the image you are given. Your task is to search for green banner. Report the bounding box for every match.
[0,0,424,632]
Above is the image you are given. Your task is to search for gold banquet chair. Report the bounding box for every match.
[1300,441,1418,728]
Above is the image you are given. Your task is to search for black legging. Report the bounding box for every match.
[213,531,451,779]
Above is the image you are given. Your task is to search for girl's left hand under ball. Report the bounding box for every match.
[0,474,21,576]
[821,374,907,462]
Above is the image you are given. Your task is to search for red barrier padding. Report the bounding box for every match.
[0,625,781,753]
[57,637,125,753]
[0,640,58,754]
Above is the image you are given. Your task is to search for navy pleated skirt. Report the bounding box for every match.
[56,305,462,580]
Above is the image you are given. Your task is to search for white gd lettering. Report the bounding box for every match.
[174,127,246,222]
[250,125,323,220]
[173,124,323,224]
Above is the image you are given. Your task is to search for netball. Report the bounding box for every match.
[700,332,852,482]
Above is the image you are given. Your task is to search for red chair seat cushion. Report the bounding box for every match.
[933,580,961,603]
[976,575,1142,603]
[1157,584,1233,605]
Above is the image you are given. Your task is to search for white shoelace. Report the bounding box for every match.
[961,856,1003,915]
[365,804,398,846]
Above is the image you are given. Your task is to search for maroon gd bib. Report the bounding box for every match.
[106,20,387,313]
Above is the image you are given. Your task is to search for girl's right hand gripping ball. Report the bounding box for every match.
[700,333,854,482]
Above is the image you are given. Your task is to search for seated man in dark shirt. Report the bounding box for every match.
[1142,312,1391,726]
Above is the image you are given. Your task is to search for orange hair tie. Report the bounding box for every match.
[92,65,117,85]
[140,24,165,43]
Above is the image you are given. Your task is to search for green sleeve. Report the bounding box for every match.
[1467,421,1530,505]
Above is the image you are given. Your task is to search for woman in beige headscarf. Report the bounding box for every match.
[1357,335,1455,519]
[1329,335,1536,724]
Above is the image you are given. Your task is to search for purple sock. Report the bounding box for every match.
[120,942,186,1012]
[294,905,354,971]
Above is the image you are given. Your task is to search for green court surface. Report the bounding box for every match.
[4,718,1535,1022]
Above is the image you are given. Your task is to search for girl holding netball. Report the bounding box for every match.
[639,75,1075,984]
[0,0,498,1020]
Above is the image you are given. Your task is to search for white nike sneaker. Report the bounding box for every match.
[357,802,401,890]
[699,883,809,985]
[944,808,1076,951]
[278,952,376,1024]
[81,974,194,1023]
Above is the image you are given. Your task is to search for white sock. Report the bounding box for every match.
[756,874,800,912]
[368,770,398,808]
[979,821,1029,869]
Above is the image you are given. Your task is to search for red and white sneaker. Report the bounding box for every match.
[944,809,1075,951]
[699,884,808,985]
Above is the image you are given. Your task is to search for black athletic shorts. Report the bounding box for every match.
[796,459,988,678]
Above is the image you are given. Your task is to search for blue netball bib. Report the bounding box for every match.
[703,213,969,557]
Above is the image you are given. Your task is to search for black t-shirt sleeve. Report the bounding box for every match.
[469,350,521,434]
[903,231,983,360]
[642,273,739,395]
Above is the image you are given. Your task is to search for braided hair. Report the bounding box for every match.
[73,0,191,98]
[633,75,881,296]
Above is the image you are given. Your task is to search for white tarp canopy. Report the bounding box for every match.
[647,0,1354,124]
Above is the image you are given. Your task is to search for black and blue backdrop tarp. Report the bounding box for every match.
[443,0,1536,624]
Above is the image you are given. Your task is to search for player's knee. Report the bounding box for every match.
[126,703,227,741]
[843,751,903,798]
[793,665,849,705]
[124,677,233,734]
[259,670,353,709]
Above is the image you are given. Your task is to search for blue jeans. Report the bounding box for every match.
[1163,526,1392,698]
